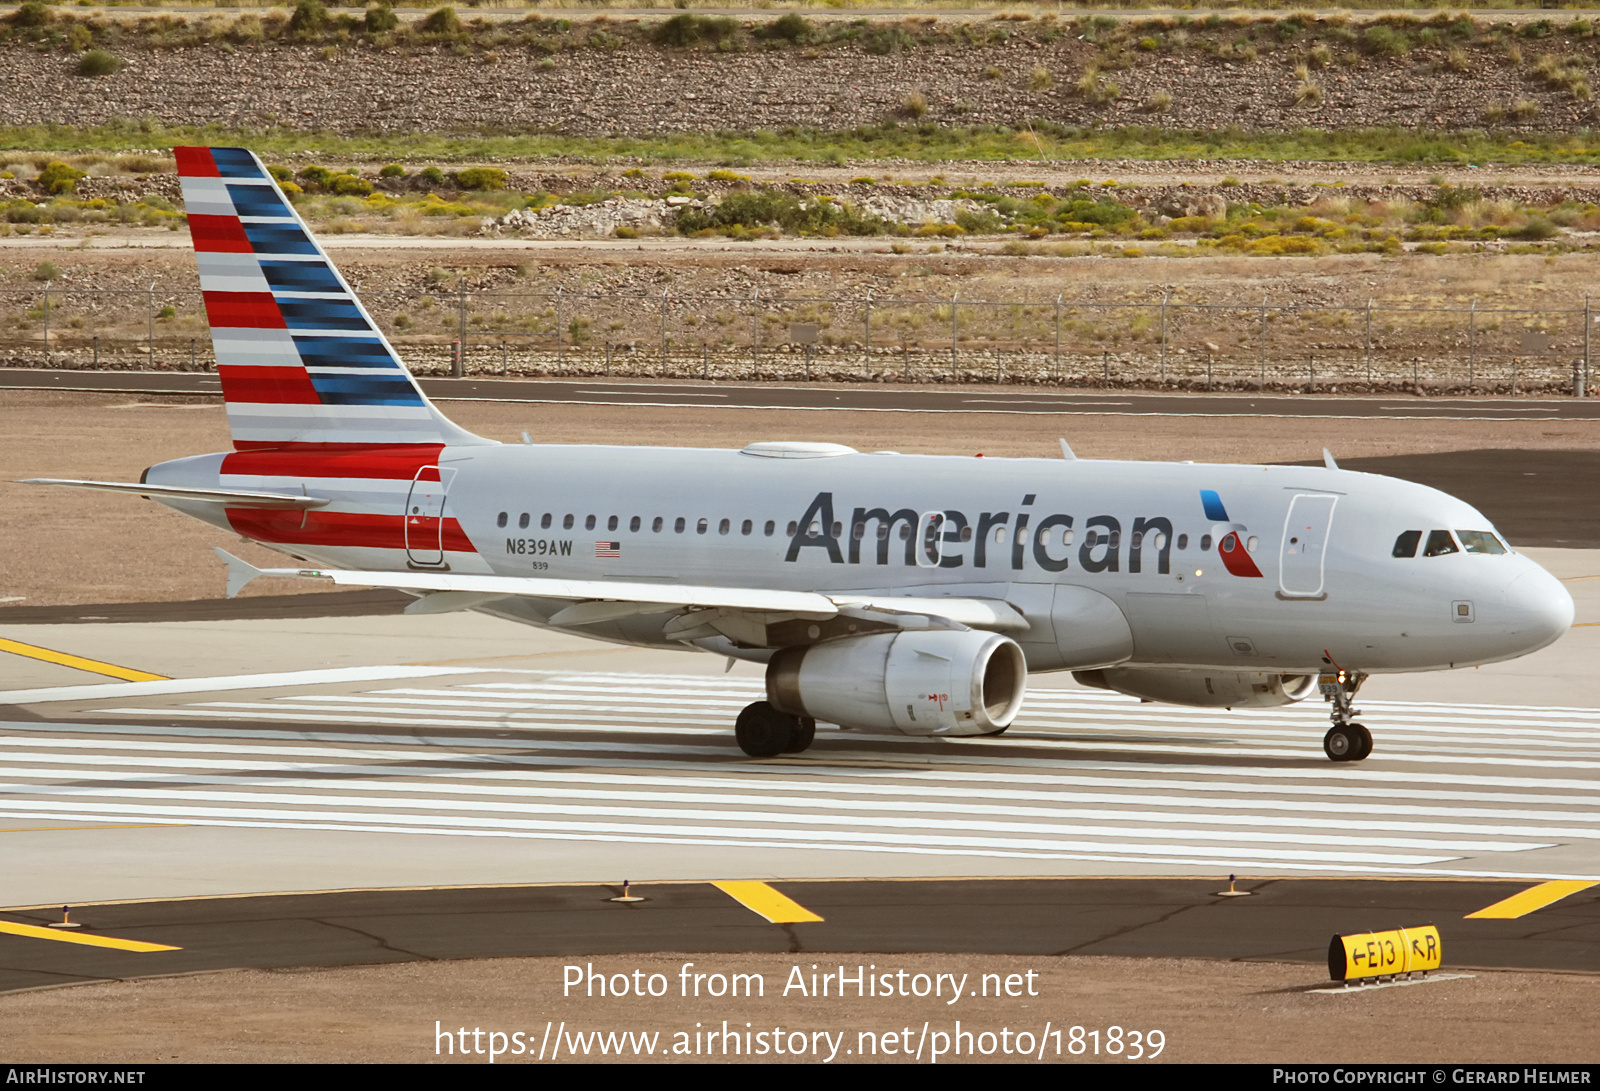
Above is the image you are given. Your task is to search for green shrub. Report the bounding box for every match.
[32,261,60,282]
[299,164,336,191]
[37,161,86,195]
[10,2,51,28]
[267,164,294,183]
[76,50,121,77]
[379,163,405,178]
[1360,25,1410,58]
[759,13,811,44]
[455,166,508,191]
[419,166,446,185]
[1516,216,1558,240]
[329,173,373,196]
[653,13,738,48]
[364,3,398,34]
[288,0,329,35]
[420,6,460,35]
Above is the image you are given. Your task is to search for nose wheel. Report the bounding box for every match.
[1323,722,1373,762]
[1320,665,1373,762]
[735,701,816,757]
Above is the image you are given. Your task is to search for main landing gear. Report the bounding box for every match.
[735,701,817,758]
[1321,668,1373,763]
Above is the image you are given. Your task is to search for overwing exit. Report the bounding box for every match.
[25,147,1575,762]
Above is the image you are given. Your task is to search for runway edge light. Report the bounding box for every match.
[1328,925,1442,984]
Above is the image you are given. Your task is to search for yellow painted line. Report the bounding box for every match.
[0,638,168,682]
[712,881,824,924]
[0,919,180,953]
[1465,879,1599,920]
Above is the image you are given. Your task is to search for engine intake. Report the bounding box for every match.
[767,630,1027,736]
[1073,667,1318,709]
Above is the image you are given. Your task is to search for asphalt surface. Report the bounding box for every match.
[9,369,1600,421]
[1,877,1590,994]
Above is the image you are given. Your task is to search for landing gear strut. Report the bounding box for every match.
[735,701,816,758]
[1320,667,1372,762]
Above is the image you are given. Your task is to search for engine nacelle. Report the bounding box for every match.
[1073,667,1318,709]
[767,630,1027,737]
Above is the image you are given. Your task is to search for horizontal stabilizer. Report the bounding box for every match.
[24,479,329,510]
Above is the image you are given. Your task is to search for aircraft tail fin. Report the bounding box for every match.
[175,147,490,452]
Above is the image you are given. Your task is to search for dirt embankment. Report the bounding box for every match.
[2,16,1598,137]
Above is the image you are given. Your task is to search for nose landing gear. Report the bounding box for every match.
[1320,667,1372,762]
[735,701,817,758]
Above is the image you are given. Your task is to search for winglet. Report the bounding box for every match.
[1323,448,1339,470]
[1059,438,1077,460]
[213,547,264,599]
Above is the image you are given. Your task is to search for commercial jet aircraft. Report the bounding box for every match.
[27,148,1575,761]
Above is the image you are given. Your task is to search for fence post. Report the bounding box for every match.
[1207,354,1213,392]
[1102,350,1109,387]
[1364,298,1372,384]
[41,280,51,365]
[1586,294,1592,397]
[501,342,507,372]
[190,338,196,371]
[455,281,466,377]
[554,288,563,368]
[1512,356,1518,396]
[703,344,709,380]
[863,288,872,365]
[950,292,959,374]
[1258,294,1267,391]
[605,341,612,377]
[661,289,670,367]
[903,337,909,382]
[751,289,760,375]
[1308,355,1314,394]
[147,282,155,369]
[1468,300,1476,389]
[1159,291,1168,382]
[1054,293,1062,378]
[93,334,99,368]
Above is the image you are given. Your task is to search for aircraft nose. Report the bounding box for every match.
[1504,562,1574,654]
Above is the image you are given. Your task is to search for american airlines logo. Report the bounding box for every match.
[782,491,1263,577]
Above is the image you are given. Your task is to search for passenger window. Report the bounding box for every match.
[960,526,973,542]
[629,516,641,532]
[787,521,797,536]
[608,515,619,532]
[652,517,663,533]
[1457,530,1508,555]
[764,520,775,536]
[1424,530,1459,557]
[1177,533,1188,550]
[1199,534,1212,551]
[585,515,596,531]
[1392,530,1422,558]
[563,514,574,530]
[519,513,530,530]
[831,521,842,537]
[675,517,686,534]
[741,520,752,535]
[852,523,866,540]
[496,512,507,528]
[540,513,552,530]
[696,518,708,534]
[719,519,731,535]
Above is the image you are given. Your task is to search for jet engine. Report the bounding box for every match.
[766,630,1027,737]
[1073,667,1318,709]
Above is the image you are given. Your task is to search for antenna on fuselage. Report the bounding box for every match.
[1323,448,1339,470]
[1059,438,1078,460]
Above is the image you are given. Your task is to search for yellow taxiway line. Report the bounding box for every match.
[1465,879,1599,920]
[0,637,168,682]
[0,919,180,953]
[712,881,824,924]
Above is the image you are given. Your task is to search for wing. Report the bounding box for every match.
[213,549,1029,639]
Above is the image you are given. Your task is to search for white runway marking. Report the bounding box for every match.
[3,670,1599,879]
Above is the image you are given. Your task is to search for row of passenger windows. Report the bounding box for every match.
[494,511,1237,553]
[1392,529,1508,558]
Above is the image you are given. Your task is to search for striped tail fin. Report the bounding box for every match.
[175,146,490,451]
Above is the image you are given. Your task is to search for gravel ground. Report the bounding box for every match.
[1,954,1594,1064]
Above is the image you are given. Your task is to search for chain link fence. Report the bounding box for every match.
[4,286,1596,395]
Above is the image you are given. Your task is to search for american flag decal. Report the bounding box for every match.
[595,541,621,558]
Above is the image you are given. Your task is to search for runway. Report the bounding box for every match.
[8,368,1600,421]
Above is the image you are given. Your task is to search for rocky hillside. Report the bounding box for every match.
[1,8,1598,136]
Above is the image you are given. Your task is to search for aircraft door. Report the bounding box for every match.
[1279,494,1337,598]
[404,465,456,567]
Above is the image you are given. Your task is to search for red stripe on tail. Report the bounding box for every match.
[217,365,322,406]
[189,214,253,253]
[203,291,285,329]
[172,147,220,178]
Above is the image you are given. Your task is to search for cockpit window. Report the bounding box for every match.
[1392,530,1422,558]
[1457,530,1508,555]
[1423,529,1459,557]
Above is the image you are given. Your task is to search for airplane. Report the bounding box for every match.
[26,146,1575,763]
